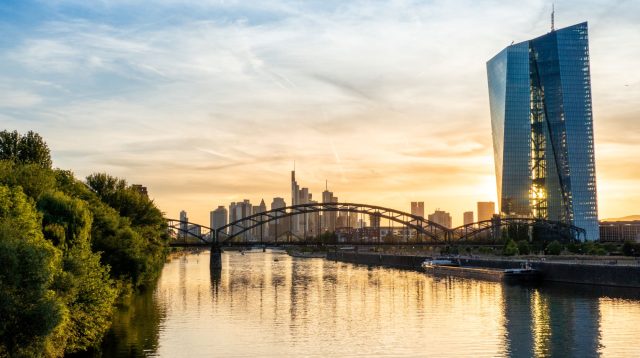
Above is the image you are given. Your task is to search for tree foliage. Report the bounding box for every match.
[0,185,64,357]
[516,240,531,255]
[622,241,640,256]
[0,131,168,356]
[0,130,52,168]
[86,173,168,287]
[546,240,563,255]
[503,239,519,256]
[38,191,93,250]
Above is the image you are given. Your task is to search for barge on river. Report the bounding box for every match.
[421,259,542,284]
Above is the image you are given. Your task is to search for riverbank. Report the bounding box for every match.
[327,251,640,288]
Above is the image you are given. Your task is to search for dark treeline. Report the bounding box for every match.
[0,130,168,357]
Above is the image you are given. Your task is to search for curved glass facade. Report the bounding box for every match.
[486,22,599,240]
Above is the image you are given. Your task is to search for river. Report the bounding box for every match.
[100,250,640,357]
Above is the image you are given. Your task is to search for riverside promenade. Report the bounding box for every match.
[327,251,640,288]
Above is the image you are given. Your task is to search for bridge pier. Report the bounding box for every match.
[210,245,222,269]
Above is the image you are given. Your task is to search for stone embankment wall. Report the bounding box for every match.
[327,252,640,288]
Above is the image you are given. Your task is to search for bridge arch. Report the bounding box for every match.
[215,202,451,244]
[166,205,587,247]
[166,219,215,244]
[450,217,586,243]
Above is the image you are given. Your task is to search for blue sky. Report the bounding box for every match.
[1,0,638,225]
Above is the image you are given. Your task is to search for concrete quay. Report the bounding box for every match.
[327,251,640,288]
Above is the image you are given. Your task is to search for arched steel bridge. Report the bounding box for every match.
[166,202,586,247]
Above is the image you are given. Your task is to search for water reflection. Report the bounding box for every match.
[103,250,640,357]
[96,285,164,357]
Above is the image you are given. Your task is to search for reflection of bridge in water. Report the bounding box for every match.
[166,202,586,250]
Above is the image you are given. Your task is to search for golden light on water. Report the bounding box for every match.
[104,251,640,357]
[531,291,552,357]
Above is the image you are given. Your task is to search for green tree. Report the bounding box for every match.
[85,173,125,203]
[567,242,582,254]
[89,199,163,287]
[37,191,92,249]
[0,185,66,357]
[0,161,57,201]
[17,131,52,168]
[622,241,640,256]
[54,246,117,353]
[35,191,118,353]
[0,130,52,168]
[85,173,168,286]
[516,240,531,255]
[0,130,20,162]
[503,239,519,256]
[546,240,563,255]
[0,132,168,355]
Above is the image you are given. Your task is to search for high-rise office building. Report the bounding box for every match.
[477,202,496,222]
[251,199,267,239]
[269,197,289,239]
[349,212,358,228]
[210,206,228,234]
[187,224,201,238]
[463,211,474,226]
[229,200,252,239]
[291,170,300,233]
[411,202,425,218]
[322,185,338,232]
[179,210,188,237]
[291,169,313,234]
[487,22,599,240]
[428,209,452,229]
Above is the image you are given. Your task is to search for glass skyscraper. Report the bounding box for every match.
[487,22,599,240]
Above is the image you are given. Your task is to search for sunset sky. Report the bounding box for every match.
[1,0,638,226]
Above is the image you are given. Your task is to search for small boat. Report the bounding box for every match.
[421,258,459,269]
[503,262,542,284]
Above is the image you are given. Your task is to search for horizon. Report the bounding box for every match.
[1,0,639,227]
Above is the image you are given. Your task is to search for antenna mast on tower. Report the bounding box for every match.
[551,3,555,31]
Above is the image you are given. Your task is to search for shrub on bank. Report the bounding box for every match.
[545,240,563,255]
[516,240,530,255]
[622,241,640,256]
[0,130,168,356]
[503,239,518,256]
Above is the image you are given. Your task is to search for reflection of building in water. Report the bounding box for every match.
[502,285,535,356]
[502,285,601,356]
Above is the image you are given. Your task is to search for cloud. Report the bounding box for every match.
[1,0,639,225]
[0,89,43,108]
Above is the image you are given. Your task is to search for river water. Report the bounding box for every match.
[101,250,640,357]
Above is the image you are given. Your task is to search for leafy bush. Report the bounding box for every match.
[0,131,169,355]
[546,240,563,255]
[0,185,65,356]
[503,239,519,256]
[516,240,530,255]
[0,130,52,168]
[622,241,640,256]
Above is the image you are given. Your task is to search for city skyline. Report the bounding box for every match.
[1,1,639,227]
[178,168,496,231]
